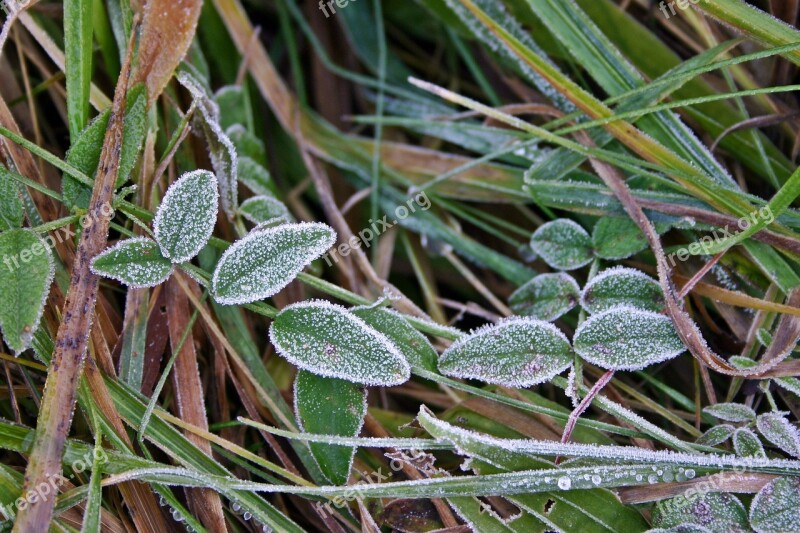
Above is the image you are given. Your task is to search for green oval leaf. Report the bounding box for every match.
[696,424,735,446]
[756,412,800,458]
[703,403,756,423]
[0,229,54,354]
[351,307,438,371]
[238,156,274,197]
[508,272,579,321]
[438,317,572,387]
[153,170,219,263]
[90,237,173,288]
[269,301,410,386]
[573,306,685,371]
[212,222,336,305]
[294,370,367,485]
[653,492,749,533]
[750,477,800,533]
[238,195,291,225]
[529,219,593,271]
[591,217,648,260]
[733,427,765,458]
[581,267,664,314]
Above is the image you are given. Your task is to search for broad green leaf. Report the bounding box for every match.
[227,125,268,167]
[696,424,735,447]
[62,83,147,210]
[574,306,685,370]
[351,306,439,371]
[269,301,410,386]
[581,267,664,314]
[530,219,593,270]
[702,403,756,424]
[238,195,291,225]
[592,217,649,260]
[0,169,24,230]
[211,222,335,305]
[0,229,54,354]
[756,413,800,458]
[294,371,366,485]
[733,427,765,458]
[438,317,572,387]
[652,492,749,533]
[750,477,800,533]
[508,272,579,321]
[214,85,249,130]
[177,72,238,219]
[153,170,219,263]
[90,237,173,288]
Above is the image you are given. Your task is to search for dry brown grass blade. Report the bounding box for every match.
[166,273,227,531]
[617,472,776,504]
[13,28,135,532]
[133,0,203,107]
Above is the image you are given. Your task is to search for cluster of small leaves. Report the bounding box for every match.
[699,403,800,460]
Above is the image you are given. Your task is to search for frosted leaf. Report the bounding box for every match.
[648,526,712,533]
[0,169,24,230]
[652,492,749,533]
[592,217,648,260]
[211,222,335,305]
[756,412,800,458]
[238,157,273,197]
[696,424,735,447]
[294,370,366,485]
[573,306,685,371]
[238,195,291,226]
[62,84,147,210]
[351,306,438,372]
[153,170,219,263]
[750,477,800,533]
[91,237,173,288]
[529,219,593,271]
[269,300,410,386]
[0,229,54,354]
[581,267,664,314]
[732,427,765,458]
[756,328,773,347]
[508,272,579,322]
[177,72,238,219]
[438,317,572,387]
[702,403,756,424]
[213,85,248,130]
[227,125,268,168]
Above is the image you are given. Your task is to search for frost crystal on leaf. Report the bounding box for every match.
[238,195,291,226]
[211,222,336,305]
[0,229,55,354]
[351,306,439,372]
[438,317,572,387]
[702,403,756,424]
[529,219,593,271]
[573,305,686,371]
[750,477,800,533]
[177,72,238,219]
[153,170,219,263]
[508,272,580,322]
[269,300,411,386]
[90,237,173,288]
[581,266,665,314]
[653,492,749,533]
[756,412,800,458]
[732,427,765,458]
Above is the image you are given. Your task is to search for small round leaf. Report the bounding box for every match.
[750,477,800,533]
[153,170,219,263]
[530,219,593,270]
[90,237,173,288]
[733,427,765,458]
[574,306,685,371]
[509,273,580,321]
[239,195,291,225]
[756,412,800,458]
[438,317,572,387]
[653,492,748,533]
[212,222,335,305]
[269,301,410,386]
[581,267,664,314]
[703,403,756,423]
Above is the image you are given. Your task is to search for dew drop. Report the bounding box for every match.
[647,474,659,484]
[557,476,572,490]
[685,469,696,479]
[591,475,602,485]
